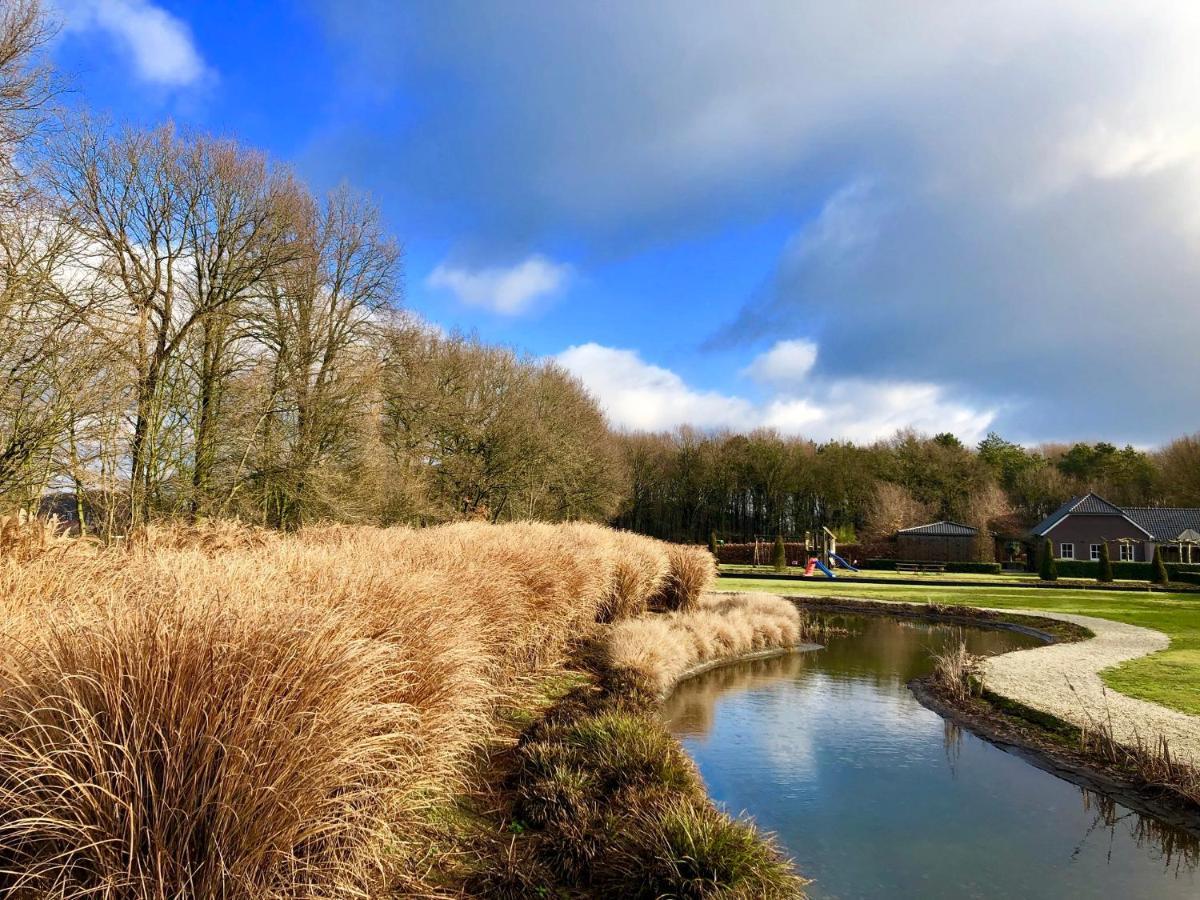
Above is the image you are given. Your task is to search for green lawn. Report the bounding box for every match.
[718,575,1200,716]
[719,563,1161,588]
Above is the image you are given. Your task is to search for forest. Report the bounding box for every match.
[614,429,1200,546]
[1,2,1198,543]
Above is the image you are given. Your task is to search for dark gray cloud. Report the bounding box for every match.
[311,1,1200,442]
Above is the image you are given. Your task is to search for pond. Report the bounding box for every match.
[661,612,1199,899]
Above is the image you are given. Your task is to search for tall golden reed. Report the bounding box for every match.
[0,520,715,898]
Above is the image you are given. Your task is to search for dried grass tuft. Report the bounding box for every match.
[650,544,719,613]
[0,520,715,896]
[605,592,803,695]
[930,639,983,703]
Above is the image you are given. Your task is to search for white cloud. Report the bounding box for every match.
[557,342,995,443]
[426,254,571,315]
[318,2,1200,440]
[555,343,753,431]
[742,338,818,387]
[57,0,209,87]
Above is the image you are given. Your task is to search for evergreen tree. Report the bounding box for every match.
[1152,545,1170,585]
[708,530,719,558]
[1097,542,1113,583]
[1039,538,1057,581]
[773,534,787,572]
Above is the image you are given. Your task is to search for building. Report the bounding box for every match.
[896,521,980,562]
[1027,493,1200,564]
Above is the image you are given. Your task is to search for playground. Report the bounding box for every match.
[745,527,860,579]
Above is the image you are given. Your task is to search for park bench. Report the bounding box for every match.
[895,562,946,575]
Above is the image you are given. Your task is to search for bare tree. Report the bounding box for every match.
[179,139,301,516]
[251,185,400,527]
[0,0,53,201]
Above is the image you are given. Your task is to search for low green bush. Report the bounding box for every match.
[862,560,1000,574]
[1050,560,1200,580]
[944,562,1003,574]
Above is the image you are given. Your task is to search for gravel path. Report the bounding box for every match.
[980,610,1200,766]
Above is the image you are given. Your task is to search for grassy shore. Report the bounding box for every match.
[718,575,1200,715]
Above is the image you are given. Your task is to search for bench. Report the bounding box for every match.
[895,562,946,575]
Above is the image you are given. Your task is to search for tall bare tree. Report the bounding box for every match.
[179,139,301,516]
[252,185,400,527]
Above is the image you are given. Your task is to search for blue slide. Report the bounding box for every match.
[813,559,836,579]
[830,553,859,572]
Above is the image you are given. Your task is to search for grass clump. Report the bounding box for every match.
[605,592,804,695]
[650,543,719,613]
[511,675,803,898]
[638,798,799,899]
[930,639,983,703]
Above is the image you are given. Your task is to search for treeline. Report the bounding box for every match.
[613,429,1200,545]
[0,3,621,532]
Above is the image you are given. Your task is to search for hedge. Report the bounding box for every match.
[1176,571,1200,586]
[1048,560,1200,581]
[861,559,1002,575]
[717,542,865,566]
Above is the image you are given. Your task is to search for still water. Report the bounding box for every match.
[662,613,1199,899]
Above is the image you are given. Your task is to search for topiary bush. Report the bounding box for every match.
[1039,538,1057,581]
[1097,542,1113,583]
[1153,545,1170,585]
[772,534,787,572]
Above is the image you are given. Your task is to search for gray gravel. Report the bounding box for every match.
[981,610,1200,766]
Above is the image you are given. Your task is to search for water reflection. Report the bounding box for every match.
[662,612,1198,900]
[1078,789,1200,876]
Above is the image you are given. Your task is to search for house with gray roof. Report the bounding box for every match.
[1028,492,1200,565]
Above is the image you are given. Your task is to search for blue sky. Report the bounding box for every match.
[46,1,1200,446]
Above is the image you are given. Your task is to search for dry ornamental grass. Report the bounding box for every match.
[0,518,716,898]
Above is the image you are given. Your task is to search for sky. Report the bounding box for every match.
[44,0,1200,447]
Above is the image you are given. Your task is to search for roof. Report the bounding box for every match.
[1029,493,1148,537]
[1123,508,1200,542]
[1029,492,1200,541]
[898,520,978,537]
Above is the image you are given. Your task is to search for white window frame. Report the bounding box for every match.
[1059,543,1074,560]
[1090,544,1102,561]
[1119,543,1135,562]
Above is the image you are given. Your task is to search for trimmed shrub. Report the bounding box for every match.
[945,561,1003,574]
[1097,542,1113,583]
[772,534,787,572]
[708,531,719,557]
[1039,538,1058,581]
[1153,545,1170,585]
[861,560,1001,574]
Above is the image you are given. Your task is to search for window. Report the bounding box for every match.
[1090,544,1102,561]
[1059,543,1074,560]
[1120,543,1135,562]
